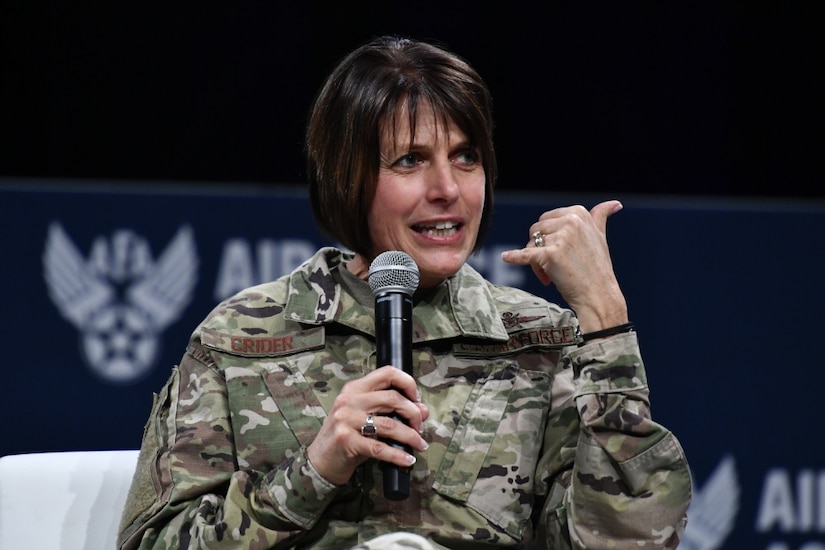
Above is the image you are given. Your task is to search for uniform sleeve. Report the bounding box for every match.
[534,331,691,549]
[117,342,344,550]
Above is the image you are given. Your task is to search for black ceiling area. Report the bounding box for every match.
[2,3,822,199]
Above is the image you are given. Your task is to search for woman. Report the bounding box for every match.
[118,35,691,549]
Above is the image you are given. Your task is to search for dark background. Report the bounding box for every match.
[2,3,823,198]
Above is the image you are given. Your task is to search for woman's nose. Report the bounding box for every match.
[425,161,460,202]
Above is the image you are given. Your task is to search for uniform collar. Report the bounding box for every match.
[283,247,510,342]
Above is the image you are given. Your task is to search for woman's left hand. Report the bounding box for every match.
[500,200,628,333]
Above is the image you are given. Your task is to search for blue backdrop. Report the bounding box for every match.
[2,180,823,549]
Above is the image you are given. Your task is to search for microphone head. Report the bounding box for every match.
[368,251,420,296]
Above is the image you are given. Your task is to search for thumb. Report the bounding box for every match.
[590,200,623,234]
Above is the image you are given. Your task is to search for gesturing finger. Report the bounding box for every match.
[589,200,623,235]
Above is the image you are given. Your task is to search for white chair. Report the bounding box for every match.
[0,450,139,550]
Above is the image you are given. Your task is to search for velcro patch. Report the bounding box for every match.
[200,326,325,357]
[453,326,577,357]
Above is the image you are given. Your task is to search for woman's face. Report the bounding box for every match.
[368,105,485,289]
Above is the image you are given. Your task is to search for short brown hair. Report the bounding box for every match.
[306,35,497,259]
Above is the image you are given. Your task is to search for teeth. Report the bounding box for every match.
[433,221,457,230]
[416,221,459,237]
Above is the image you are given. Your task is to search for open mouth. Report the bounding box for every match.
[413,221,461,238]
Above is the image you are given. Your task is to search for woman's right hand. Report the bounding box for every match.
[306,365,430,486]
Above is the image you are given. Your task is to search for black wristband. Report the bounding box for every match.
[580,322,635,342]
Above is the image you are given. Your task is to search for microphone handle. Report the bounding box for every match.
[375,292,413,501]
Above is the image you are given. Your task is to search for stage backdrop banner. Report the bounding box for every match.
[2,179,823,549]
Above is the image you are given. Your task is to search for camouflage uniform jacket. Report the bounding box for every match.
[118,247,691,550]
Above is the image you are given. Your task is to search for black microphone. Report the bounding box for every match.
[368,250,420,501]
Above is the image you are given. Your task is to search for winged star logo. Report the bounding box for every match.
[43,222,198,384]
[681,454,740,550]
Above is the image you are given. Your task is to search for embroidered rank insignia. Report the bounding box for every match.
[501,311,546,329]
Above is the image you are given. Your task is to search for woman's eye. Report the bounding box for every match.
[456,149,480,165]
[395,153,419,168]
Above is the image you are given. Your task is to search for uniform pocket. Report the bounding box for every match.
[262,362,327,448]
[431,360,551,539]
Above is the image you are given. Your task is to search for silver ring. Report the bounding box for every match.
[361,414,377,438]
[532,230,544,248]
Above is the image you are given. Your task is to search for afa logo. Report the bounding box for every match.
[42,222,198,384]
